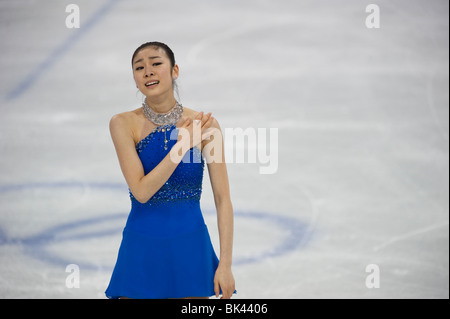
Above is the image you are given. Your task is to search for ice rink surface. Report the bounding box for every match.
[0,0,448,298]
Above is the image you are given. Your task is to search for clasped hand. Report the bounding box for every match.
[177,112,215,149]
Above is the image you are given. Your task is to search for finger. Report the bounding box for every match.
[214,280,220,298]
[195,111,204,121]
[222,287,232,299]
[182,117,192,127]
[228,287,234,299]
[201,112,212,126]
[200,114,212,128]
[202,116,214,131]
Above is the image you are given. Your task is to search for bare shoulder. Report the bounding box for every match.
[183,106,221,129]
[109,107,142,137]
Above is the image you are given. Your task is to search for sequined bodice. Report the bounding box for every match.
[130,124,205,205]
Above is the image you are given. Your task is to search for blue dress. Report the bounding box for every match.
[105,124,220,299]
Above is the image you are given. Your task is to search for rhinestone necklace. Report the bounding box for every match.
[142,99,183,126]
[142,99,183,150]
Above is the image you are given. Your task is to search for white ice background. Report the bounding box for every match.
[0,0,448,298]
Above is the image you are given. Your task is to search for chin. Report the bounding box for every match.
[145,87,171,98]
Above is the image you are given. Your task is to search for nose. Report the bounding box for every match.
[145,68,154,78]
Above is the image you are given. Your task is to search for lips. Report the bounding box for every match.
[145,80,159,87]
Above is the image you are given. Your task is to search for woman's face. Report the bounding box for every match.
[132,46,179,99]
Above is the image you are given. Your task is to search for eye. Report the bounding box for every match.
[135,66,144,71]
[153,62,162,67]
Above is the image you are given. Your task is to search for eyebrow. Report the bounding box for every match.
[134,56,162,64]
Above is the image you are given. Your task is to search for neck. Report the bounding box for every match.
[145,94,177,113]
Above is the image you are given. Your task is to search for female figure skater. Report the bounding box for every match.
[105,42,235,299]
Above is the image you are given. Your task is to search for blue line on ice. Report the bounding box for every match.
[5,0,121,101]
[0,181,312,270]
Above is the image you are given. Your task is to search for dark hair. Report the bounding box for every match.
[131,41,176,68]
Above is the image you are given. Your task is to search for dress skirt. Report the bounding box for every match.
[105,199,220,299]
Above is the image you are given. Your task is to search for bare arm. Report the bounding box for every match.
[110,112,213,203]
[203,119,236,299]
